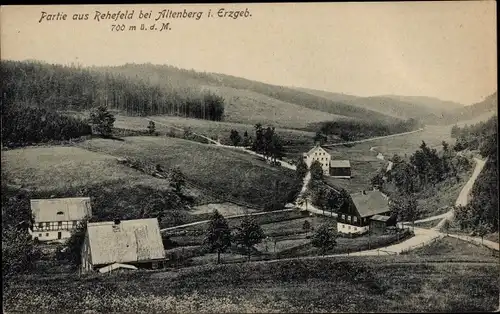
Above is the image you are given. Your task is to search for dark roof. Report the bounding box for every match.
[370,214,391,222]
[350,191,390,218]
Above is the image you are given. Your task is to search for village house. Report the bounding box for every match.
[336,190,395,234]
[29,197,92,242]
[81,218,166,274]
[329,160,351,178]
[303,144,331,175]
[303,145,351,178]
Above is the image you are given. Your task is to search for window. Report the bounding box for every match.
[45,233,49,236]
[58,221,62,227]
[45,222,50,228]
[38,222,43,229]
[341,214,345,220]
[73,221,77,228]
[39,233,42,237]
[56,211,64,215]
[347,216,351,222]
[348,226,351,230]
[353,216,357,223]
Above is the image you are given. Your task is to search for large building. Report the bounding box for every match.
[336,190,394,234]
[303,145,351,178]
[81,218,166,274]
[303,145,331,175]
[29,197,92,242]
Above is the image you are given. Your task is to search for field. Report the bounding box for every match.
[405,236,498,261]
[4,256,498,313]
[201,85,351,128]
[112,114,317,147]
[77,136,302,208]
[190,202,259,216]
[1,146,171,192]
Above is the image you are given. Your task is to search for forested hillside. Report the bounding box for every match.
[1,101,92,148]
[94,63,399,123]
[452,115,498,233]
[296,87,459,123]
[425,92,498,125]
[311,118,420,142]
[1,60,225,120]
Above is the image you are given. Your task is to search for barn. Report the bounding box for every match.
[81,218,166,274]
[329,160,351,178]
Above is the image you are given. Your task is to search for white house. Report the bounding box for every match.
[29,197,92,242]
[303,144,331,175]
[81,218,166,274]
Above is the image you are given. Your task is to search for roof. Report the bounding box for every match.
[370,215,391,222]
[87,218,165,266]
[31,197,92,223]
[350,191,390,218]
[305,145,329,157]
[330,160,351,168]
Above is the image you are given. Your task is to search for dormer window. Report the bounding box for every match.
[57,211,64,215]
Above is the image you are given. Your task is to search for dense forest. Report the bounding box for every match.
[452,116,498,233]
[97,63,397,123]
[310,118,420,142]
[1,101,92,148]
[1,60,225,120]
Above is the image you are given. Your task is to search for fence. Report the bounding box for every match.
[447,234,500,257]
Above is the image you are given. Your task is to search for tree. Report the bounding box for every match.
[314,186,329,215]
[302,220,311,235]
[310,160,324,181]
[204,210,232,264]
[62,217,91,269]
[296,158,308,180]
[252,123,264,153]
[371,172,384,189]
[242,131,251,147]
[390,193,420,230]
[147,120,156,135]
[313,131,327,145]
[229,129,241,146]
[234,216,265,261]
[88,104,115,137]
[170,167,185,194]
[474,220,491,245]
[442,219,451,236]
[311,224,337,256]
[2,227,41,285]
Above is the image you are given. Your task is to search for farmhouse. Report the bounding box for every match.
[29,197,92,242]
[329,160,351,178]
[303,144,331,175]
[81,218,166,274]
[336,190,394,234]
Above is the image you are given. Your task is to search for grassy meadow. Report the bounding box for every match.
[4,256,498,313]
[77,136,302,208]
[113,114,317,147]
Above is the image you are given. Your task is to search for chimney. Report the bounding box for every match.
[114,219,121,225]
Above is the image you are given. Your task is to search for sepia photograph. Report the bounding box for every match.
[1,2,498,313]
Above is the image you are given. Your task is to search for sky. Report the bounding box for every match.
[1,2,497,105]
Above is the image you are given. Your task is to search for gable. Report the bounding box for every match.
[306,145,330,158]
